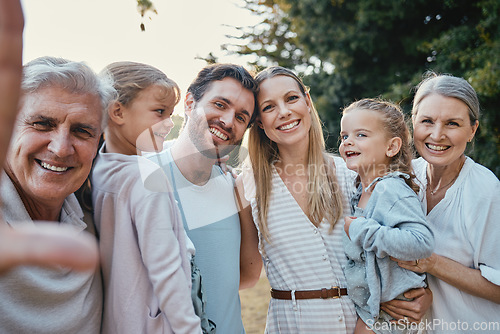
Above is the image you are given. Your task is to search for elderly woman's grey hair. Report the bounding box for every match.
[21,56,117,129]
[412,71,480,125]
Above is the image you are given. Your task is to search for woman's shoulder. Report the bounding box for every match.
[327,153,357,181]
[325,152,346,171]
[465,157,498,180]
[462,157,499,192]
[411,157,428,189]
[411,157,427,174]
[238,163,257,201]
[326,152,344,164]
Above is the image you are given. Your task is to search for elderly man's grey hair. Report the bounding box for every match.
[21,56,117,129]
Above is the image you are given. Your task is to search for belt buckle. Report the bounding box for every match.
[332,286,341,299]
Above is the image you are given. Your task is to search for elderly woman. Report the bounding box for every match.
[393,73,500,333]
[0,55,114,334]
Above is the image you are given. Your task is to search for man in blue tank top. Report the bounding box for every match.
[149,64,258,334]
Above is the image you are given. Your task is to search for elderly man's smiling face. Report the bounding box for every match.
[6,86,102,208]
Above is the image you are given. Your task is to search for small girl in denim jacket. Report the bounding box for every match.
[339,98,434,334]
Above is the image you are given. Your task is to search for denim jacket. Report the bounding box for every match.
[343,172,434,319]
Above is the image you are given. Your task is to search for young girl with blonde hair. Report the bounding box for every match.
[92,61,203,334]
[339,98,434,333]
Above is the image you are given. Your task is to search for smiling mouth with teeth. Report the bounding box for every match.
[345,151,359,157]
[278,120,299,131]
[209,127,228,141]
[38,160,70,172]
[426,143,450,151]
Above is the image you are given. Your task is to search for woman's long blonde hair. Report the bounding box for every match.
[247,66,343,242]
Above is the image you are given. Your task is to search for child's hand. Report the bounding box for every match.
[343,216,356,238]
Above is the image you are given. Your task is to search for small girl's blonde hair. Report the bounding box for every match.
[101,61,180,109]
[343,98,419,193]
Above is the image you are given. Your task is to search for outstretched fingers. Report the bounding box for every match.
[0,223,99,273]
[0,0,24,168]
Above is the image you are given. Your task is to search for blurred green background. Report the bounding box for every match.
[152,0,499,177]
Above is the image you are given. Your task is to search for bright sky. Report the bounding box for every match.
[21,0,260,113]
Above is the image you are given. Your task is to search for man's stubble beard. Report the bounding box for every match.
[187,109,243,160]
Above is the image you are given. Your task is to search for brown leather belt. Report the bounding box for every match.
[270,287,348,300]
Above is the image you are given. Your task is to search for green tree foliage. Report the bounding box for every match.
[229,0,500,176]
[165,114,184,141]
[136,0,157,31]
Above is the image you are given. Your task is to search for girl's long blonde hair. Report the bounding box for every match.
[247,66,343,242]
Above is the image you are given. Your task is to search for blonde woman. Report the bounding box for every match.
[237,66,356,333]
[238,66,432,333]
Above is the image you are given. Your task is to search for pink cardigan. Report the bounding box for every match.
[92,147,201,334]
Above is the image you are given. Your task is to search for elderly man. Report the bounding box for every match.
[0,0,99,275]
[0,52,114,333]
